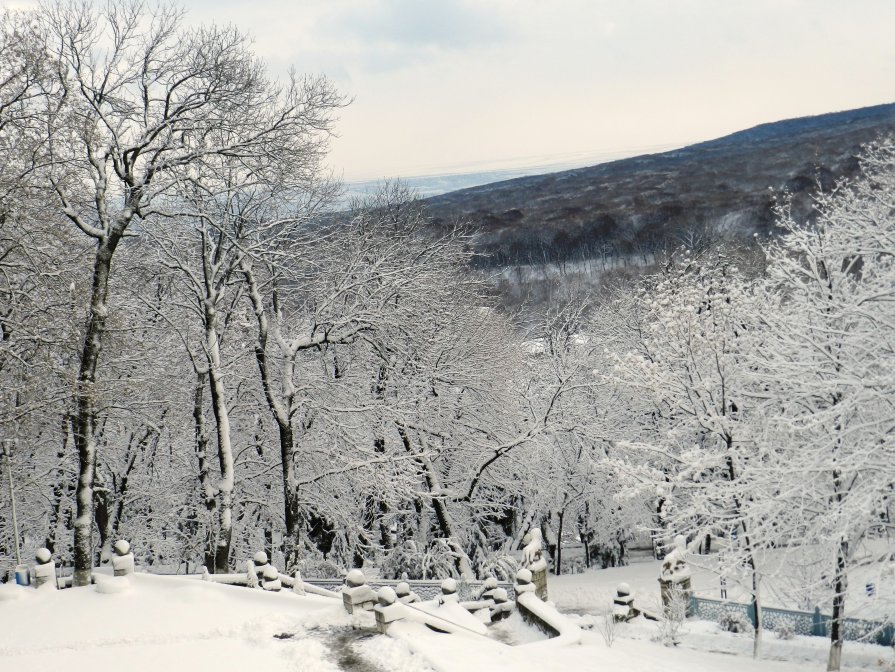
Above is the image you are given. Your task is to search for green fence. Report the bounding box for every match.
[690,597,894,647]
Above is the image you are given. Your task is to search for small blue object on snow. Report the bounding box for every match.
[14,564,30,586]
[866,582,875,597]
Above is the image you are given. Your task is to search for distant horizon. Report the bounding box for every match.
[180,1,895,184]
[342,141,687,199]
[8,0,891,186]
[344,99,895,198]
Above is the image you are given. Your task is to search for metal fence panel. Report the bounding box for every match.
[691,597,893,647]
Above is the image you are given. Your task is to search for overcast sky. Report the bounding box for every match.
[11,1,895,182]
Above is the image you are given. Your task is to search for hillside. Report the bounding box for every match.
[422,103,895,268]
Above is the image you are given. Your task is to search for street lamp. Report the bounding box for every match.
[1,439,22,566]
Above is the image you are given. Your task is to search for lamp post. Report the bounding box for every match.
[1,439,22,566]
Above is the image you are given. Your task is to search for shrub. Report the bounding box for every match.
[296,556,343,579]
[718,611,754,635]
[775,621,796,640]
[380,539,457,580]
[474,553,519,582]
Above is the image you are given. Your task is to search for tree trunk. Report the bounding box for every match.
[193,371,219,571]
[72,239,119,586]
[277,419,303,569]
[750,558,763,659]
[397,424,473,579]
[827,538,849,671]
[204,303,234,574]
[555,509,564,575]
[45,414,72,554]
[243,266,303,569]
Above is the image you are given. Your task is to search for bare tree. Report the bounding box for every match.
[31,1,341,585]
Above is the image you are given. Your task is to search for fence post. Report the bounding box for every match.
[748,601,758,629]
[812,607,826,637]
[880,624,894,647]
[689,595,699,618]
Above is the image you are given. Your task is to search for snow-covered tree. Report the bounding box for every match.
[752,141,895,671]
[611,249,770,656]
[24,1,341,585]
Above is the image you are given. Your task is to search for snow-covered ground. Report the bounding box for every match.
[548,548,895,621]
[0,566,891,672]
[0,574,426,672]
[549,560,894,671]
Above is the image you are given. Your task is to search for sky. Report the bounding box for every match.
[8,1,895,184]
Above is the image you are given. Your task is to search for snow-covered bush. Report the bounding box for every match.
[597,605,617,647]
[564,556,587,575]
[656,583,688,646]
[718,611,754,635]
[474,552,519,582]
[380,539,457,580]
[775,621,796,640]
[296,556,343,579]
[877,651,895,672]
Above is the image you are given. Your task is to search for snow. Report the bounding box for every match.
[0,573,418,672]
[515,591,583,645]
[0,568,891,672]
[548,549,895,622]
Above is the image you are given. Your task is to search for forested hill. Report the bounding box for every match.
[422,103,895,267]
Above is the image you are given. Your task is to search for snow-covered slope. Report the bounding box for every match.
[3,570,885,672]
[0,574,426,672]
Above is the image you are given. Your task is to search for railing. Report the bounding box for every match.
[301,577,515,602]
[689,596,894,647]
[35,564,514,602]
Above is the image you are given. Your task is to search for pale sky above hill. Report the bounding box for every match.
[8,0,895,182]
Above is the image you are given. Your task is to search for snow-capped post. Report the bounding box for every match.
[374,586,405,634]
[254,550,271,574]
[292,570,306,596]
[438,578,459,605]
[247,551,271,588]
[246,561,259,588]
[521,528,548,600]
[32,548,57,590]
[342,569,377,614]
[261,565,282,591]
[111,540,135,577]
[613,582,635,622]
[514,568,536,597]
[658,535,693,616]
[490,587,514,621]
[395,581,420,604]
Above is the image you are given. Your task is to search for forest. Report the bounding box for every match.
[0,4,893,668]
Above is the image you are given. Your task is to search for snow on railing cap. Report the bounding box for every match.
[515,568,532,584]
[396,581,411,596]
[617,582,631,596]
[346,569,366,587]
[493,587,508,602]
[35,548,52,564]
[441,578,458,594]
[378,587,397,605]
[484,576,498,589]
[253,551,269,566]
[114,540,130,556]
